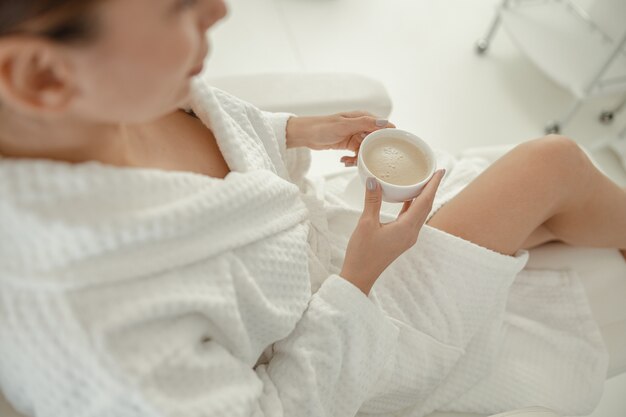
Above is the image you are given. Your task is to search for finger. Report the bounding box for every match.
[374,118,391,128]
[405,169,446,224]
[339,110,377,119]
[347,116,393,134]
[340,156,357,167]
[398,200,412,217]
[346,133,365,152]
[407,169,445,215]
[339,111,396,135]
[372,118,395,129]
[362,177,382,221]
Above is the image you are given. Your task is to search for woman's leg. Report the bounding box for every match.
[427,135,626,256]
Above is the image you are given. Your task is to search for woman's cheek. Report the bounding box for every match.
[157,26,198,77]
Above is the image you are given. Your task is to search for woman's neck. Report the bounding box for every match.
[0,107,135,165]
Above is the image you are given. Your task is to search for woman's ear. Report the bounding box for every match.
[0,37,76,114]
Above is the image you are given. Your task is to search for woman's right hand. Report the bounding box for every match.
[340,169,446,295]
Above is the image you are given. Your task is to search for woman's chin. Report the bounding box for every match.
[174,82,194,108]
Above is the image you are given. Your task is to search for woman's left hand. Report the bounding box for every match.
[286,112,396,167]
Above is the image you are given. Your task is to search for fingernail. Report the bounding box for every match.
[375,119,388,127]
[366,177,378,191]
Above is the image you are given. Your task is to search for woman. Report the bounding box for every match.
[0,1,624,416]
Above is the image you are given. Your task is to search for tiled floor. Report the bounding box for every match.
[205,0,625,416]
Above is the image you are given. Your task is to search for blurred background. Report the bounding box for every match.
[205,0,626,184]
[204,2,624,414]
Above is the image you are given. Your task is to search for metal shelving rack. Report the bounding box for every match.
[475,0,626,134]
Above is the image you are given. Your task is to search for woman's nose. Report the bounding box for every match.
[199,0,228,32]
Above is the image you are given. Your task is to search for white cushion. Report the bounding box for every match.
[204,72,393,118]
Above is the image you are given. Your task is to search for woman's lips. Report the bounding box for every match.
[189,44,209,77]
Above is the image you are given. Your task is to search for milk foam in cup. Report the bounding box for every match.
[357,128,437,203]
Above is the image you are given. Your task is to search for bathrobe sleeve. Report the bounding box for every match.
[261,110,312,189]
[45,275,399,417]
[190,83,312,189]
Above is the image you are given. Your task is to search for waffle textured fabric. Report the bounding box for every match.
[0,78,608,417]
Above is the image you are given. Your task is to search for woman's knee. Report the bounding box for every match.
[517,135,591,184]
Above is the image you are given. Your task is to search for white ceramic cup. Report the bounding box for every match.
[357,128,437,203]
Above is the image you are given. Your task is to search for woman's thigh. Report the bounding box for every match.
[426,136,584,255]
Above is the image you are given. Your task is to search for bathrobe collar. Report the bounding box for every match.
[0,81,309,290]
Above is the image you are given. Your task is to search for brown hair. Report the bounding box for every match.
[0,0,102,43]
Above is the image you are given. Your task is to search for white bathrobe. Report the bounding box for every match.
[0,78,608,417]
